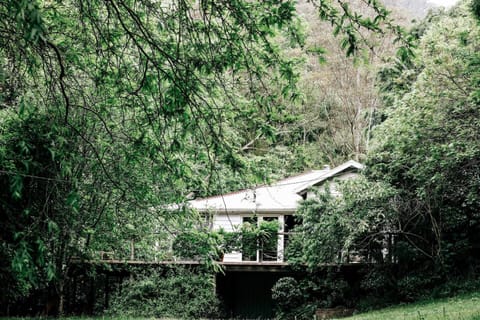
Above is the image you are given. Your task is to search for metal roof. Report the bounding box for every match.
[188,160,363,213]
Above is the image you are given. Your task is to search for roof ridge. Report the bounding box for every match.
[191,169,326,202]
[271,169,324,185]
[293,160,364,194]
[191,188,252,202]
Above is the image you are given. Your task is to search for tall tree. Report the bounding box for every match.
[286,1,480,306]
[369,0,480,269]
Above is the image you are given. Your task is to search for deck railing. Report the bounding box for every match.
[92,232,394,265]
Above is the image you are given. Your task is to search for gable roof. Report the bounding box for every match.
[295,160,364,196]
[188,160,363,214]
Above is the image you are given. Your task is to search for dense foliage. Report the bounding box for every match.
[107,267,221,319]
[290,0,480,274]
[287,178,397,268]
[272,272,354,320]
[279,0,480,316]
[0,0,441,317]
[272,277,311,319]
[369,0,480,272]
[0,0,304,313]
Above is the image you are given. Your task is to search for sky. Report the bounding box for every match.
[428,0,460,7]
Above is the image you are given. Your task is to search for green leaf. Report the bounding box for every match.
[10,175,23,200]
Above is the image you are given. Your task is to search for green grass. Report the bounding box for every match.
[3,293,480,320]
[343,291,480,320]
[0,318,160,320]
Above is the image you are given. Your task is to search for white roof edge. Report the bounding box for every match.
[185,160,363,213]
[192,208,297,214]
[294,160,364,194]
[187,169,327,205]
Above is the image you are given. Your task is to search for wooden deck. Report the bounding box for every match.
[74,258,372,272]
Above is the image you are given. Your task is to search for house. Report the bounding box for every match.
[188,160,364,264]
[187,160,364,318]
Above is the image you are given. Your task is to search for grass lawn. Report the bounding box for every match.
[3,292,480,320]
[0,318,159,320]
[344,291,480,320]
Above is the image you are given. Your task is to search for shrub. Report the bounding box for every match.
[272,277,314,320]
[107,267,221,319]
[357,266,397,310]
[272,277,304,310]
[172,231,222,261]
[312,273,352,308]
[272,273,353,320]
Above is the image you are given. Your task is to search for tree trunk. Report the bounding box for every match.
[58,279,65,317]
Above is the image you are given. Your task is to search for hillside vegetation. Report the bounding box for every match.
[275,1,480,318]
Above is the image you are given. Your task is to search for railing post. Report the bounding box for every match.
[130,240,135,260]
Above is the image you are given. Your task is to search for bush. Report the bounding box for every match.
[272,273,353,320]
[396,270,444,302]
[430,277,480,299]
[357,266,397,310]
[107,267,221,319]
[312,273,352,308]
[272,277,304,310]
[272,277,314,320]
[172,231,222,261]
